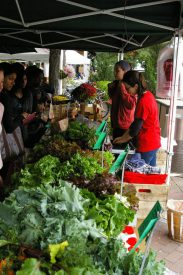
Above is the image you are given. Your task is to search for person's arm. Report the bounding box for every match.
[113,118,144,144]
[129,118,143,137]
[108,80,119,98]
[113,129,132,144]
[120,82,137,109]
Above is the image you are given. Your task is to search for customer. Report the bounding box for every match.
[0,63,34,133]
[108,60,137,140]
[0,63,17,133]
[113,70,161,166]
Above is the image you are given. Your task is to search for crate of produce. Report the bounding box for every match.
[124,172,169,219]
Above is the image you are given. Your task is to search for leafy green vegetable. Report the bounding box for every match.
[49,241,69,263]
[63,121,97,149]
[123,250,165,275]
[59,152,104,181]
[13,155,62,188]
[16,258,45,275]
[83,150,115,171]
[81,189,135,237]
[28,137,81,164]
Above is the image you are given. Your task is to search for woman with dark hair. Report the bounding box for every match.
[25,65,46,113]
[0,63,34,133]
[114,70,161,166]
[108,60,137,141]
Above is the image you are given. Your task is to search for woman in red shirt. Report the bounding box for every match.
[108,60,137,140]
[114,70,161,166]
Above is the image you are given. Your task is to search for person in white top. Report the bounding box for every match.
[0,66,4,173]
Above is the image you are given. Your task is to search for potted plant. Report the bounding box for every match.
[71,83,97,114]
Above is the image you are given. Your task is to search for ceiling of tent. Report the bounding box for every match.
[0,0,182,53]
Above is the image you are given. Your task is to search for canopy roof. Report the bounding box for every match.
[0,0,182,52]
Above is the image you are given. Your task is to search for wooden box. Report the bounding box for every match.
[124,182,169,219]
[156,149,167,173]
[52,104,67,121]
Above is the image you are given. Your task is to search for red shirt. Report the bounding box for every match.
[135,91,161,152]
[110,82,137,130]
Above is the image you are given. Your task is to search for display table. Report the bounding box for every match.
[156,98,183,137]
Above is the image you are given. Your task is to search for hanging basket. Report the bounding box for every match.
[167,199,183,242]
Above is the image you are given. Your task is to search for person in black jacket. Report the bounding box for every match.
[0,63,33,133]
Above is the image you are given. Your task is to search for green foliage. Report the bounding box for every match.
[90,52,118,82]
[63,121,97,149]
[83,150,115,171]
[95,81,110,93]
[125,43,167,93]
[0,180,165,274]
[16,258,45,275]
[95,81,111,100]
[81,189,134,237]
[123,250,165,275]
[13,155,62,188]
[28,136,81,163]
[59,152,104,181]
[123,184,139,211]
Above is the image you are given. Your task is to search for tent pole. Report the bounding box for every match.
[118,52,124,61]
[166,32,183,183]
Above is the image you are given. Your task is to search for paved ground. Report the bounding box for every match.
[150,177,183,274]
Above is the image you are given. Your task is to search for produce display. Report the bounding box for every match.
[0,120,165,274]
[62,121,97,149]
[0,181,165,274]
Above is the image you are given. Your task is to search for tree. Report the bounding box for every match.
[49,49,61,94]
[125,43,167,93]
[89,52,118,81]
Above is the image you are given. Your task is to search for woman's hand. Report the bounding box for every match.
[22,112,29,119]
[113,130,132,144]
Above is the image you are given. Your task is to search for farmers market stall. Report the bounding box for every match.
[0,1,183,274]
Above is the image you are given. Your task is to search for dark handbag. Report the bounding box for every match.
[1,126,24,162]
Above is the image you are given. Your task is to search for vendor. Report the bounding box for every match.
[108,60,137,140]
[114,70,161,166]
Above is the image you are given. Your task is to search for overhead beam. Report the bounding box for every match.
[15,0,26,27]
[0,33,41,46]
[105,33,141,47]
[44,33,120,50]
[0,16,22,25]
[44,34,106,46]
[0,0,179,32]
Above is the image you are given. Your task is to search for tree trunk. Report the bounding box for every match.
[49,49,61,95]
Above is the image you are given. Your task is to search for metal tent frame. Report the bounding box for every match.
[0,0,182,53]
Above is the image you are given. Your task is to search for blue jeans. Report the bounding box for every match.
[137,149,158,167]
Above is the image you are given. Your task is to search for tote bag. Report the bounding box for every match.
[1,126,24,162]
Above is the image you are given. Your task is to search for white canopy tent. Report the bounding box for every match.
[0,49,90,65]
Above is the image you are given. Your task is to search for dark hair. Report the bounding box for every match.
[123,70,146,98]
[25,65,43,88]
[114,60,131,72]
[0,62,17,76]
[0,64,4,72]
[11,62,25,90]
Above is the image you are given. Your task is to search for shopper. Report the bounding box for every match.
[113,70,161,166]
[108,60,137,140]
